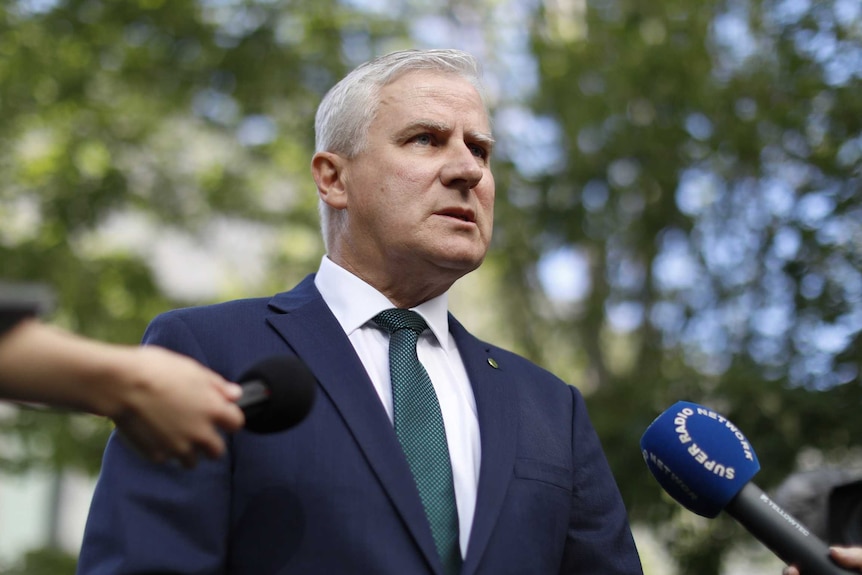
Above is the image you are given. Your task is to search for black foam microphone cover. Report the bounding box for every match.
[237,355,316,434]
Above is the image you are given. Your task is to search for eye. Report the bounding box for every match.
[468,143,488,160]
[412,133,434,146]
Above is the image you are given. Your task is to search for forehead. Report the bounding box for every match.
[376,70,491,129]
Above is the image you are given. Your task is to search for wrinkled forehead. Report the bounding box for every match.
[376,70,492,129]
[379,67,489,112]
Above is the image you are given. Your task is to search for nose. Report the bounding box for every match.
[440,143,484,190]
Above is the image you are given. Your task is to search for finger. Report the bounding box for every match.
[150,450,169,465]
[830,546,862,569]
[116,426,162,464]
[179,452,199,469]
[171,440,199,468]
[219,381,243,400]
[194,429,228,460]
[216,404,246,432]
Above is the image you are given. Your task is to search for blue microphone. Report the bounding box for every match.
[642,401,855,575]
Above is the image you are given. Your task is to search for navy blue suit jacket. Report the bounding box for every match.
[77,275,642,575]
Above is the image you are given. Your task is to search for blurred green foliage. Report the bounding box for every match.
[3,547,78,575]
[502,1,862,572]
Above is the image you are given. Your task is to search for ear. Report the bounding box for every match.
[311,152,349,210]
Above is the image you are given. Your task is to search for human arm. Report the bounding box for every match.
[0,318,244,467]
[783,546,862,574]
[77,307,250,574]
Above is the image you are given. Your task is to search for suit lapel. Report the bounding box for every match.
[265,277,444,574]
[449,317,519,575]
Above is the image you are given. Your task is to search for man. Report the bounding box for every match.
[0,284,244,467]
[77,48,643,574]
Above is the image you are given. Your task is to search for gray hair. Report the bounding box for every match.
[314,49,488,250]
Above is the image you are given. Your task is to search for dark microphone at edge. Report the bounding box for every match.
[641,401,856,575]
[235,355,316,434]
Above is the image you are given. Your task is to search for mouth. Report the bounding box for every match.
[436,208,476,223]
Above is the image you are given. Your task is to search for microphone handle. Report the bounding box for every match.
[236,380,269,410]
[726,482,856,575]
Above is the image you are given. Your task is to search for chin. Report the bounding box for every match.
[434,253,485,275]
[418,239,488,274]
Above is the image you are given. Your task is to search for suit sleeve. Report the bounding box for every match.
[560,385,643,574]
[76,312,233,575]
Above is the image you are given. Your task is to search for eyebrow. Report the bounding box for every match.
[469,130,496,150]
[397,119,496,149]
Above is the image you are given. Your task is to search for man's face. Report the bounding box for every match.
[333,70,495,289]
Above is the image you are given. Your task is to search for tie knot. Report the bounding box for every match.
[373,308,428,336]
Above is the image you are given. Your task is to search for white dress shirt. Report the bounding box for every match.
[314,256,481,556]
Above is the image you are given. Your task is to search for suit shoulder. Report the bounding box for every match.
[486,343,566,383]
[153,296,273,325]
[144,295,277,347]
[454,322,583,400]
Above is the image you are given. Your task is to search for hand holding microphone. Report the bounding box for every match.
[115,353,316,467]
[641,401,857,575]
[235,354,317,434]
[785,548,862,574]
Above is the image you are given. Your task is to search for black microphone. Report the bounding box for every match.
[641,401,855,575]
[236,355,316,434]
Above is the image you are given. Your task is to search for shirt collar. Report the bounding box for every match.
[314,256,451,347]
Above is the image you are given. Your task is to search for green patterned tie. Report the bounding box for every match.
[373,308,462,575]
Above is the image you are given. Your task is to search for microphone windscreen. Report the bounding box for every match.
[640,401,761,518]
[238,355,317,433]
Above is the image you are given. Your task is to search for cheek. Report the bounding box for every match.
[482,188,495,208]
[478,180,495,214]
[479,184,495,236]
[397,169,434,191]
